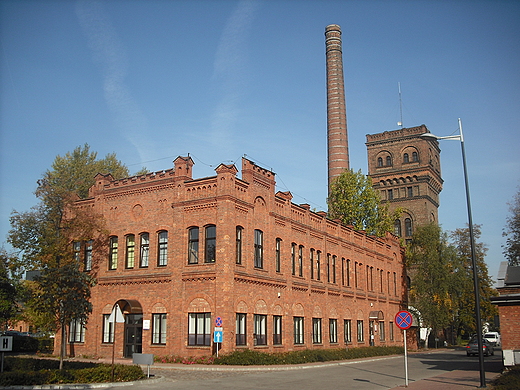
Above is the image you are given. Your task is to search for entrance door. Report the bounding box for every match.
[124,314,143,357]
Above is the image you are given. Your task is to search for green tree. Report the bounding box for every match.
[327,169,402,237]
[0,248,23,331]
[503,188,520,266]
[7,144,132,368]
[406,223,459,335]
[450,225,497,336]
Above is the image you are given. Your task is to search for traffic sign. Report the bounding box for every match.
[215,316,223,327]
[0,336,13,352]
[214,330,223,343]
[395,310,413,330]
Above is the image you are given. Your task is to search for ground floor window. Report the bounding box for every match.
[344,319,352,343]
[312,318,322,344]
[273,315,282,345]
[294,317,304,345]
[357,320,364,342]
[329,319,338,344]
[69,319,85,343]
[102,314,114,343]
[254,314,267,346]
[236,313,246,346]
[379,321,385,342]
[152,313,167,345]
[389,322,394,341]
[188,312,211,346]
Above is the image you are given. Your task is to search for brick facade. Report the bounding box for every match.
[63,156,406,359]
[366,125,443,241]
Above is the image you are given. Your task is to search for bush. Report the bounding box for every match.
[214,346,404,365]
[491,366,520,390]
[0,357,145,386]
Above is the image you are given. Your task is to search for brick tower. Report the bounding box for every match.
[325,24,349,192]
[366,125,443,243]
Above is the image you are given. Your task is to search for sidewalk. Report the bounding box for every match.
[390,369,501,389]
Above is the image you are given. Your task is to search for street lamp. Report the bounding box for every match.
[421,118,486,388]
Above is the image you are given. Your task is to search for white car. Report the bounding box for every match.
[483,332,501,347]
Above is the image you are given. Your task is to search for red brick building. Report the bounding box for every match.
[66,156,406,359]
[492,264,520,366]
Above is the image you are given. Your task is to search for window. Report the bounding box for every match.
[69,319,85,343]
[294,317,304,344]
[188,313,211,346]
[403,153,409,163]
[310,249,315,280]
[327,254,331,282]
[273,315,282,345]
[332,255,337,283]
[377,157,383,167]
[407,186,413,197]
[102,314,114,343]
[73,241,81,262]
[386,156,392,166]
[126,235,135,268]
[379,269,384,293]
[157,231,168,266]
[188,227,199,264]
[152,314,167,344]
[205,225,216,263]
[405,218,413,236]
[84,240,93,271]
[394,219,402,236]
[357,320,364,342]
[254,314,267,346]
[344,319,352,343]
[139,233,149,267]
[236,313,247,346]
[109,236,118,270]
[275,238,281,273]
[388,189,394,200]
[379,321,385,342]
[412,151,418,162]
[354,262,359,288]
[393,272,397,296]
[312,318,322,344]
[254,230,263,268]
[389,322,395,341]
[346,259,351,287]
[298,245,303,277]
[291,243,296,275]
[316,251,321,281]
[236,227,243,265]
[329,319,338,344]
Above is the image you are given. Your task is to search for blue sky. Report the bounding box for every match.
[1,0,519,281]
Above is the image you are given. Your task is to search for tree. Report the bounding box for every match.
[406,223,459,335]
[7,144,133,368]
[503,188,520,266]
[327,169,402,237]
[0,248,23,331]
[450,225,497,337]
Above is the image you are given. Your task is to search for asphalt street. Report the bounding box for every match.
[102,348,503,390]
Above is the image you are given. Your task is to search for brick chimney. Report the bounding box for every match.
[325,24,349,192]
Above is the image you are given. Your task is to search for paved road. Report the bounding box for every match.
[104,348,503,390]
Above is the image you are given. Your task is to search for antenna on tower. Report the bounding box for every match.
[397,82,403,128]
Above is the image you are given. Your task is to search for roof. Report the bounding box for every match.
[505,266,520,286]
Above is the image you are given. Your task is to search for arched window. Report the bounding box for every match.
[386,156,392,166]
[205,225,216,263]
[157,231,168,266]
[412,151,419,162]
[403,153,409,163]
[188,227,199,264]
[236,226,243,265]
[405,218,413,237]
[139,233,149,267]
[394,219,402,237]
[125,234,135,269]
[254,229,263,268]
[377,157,383,167]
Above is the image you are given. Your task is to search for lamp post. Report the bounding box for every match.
[421,118,486,388]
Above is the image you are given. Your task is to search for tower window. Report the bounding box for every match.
[403,153,409,163]
[386,156,392,166]
[405,218,413,237]
[377,157,383,167]
[412,151,419,162]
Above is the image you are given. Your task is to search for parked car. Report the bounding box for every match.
[483,332,501,347]
[466,338,494,356]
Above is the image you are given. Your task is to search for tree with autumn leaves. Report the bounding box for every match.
[7,144,145,368]
[407,223,497,343]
